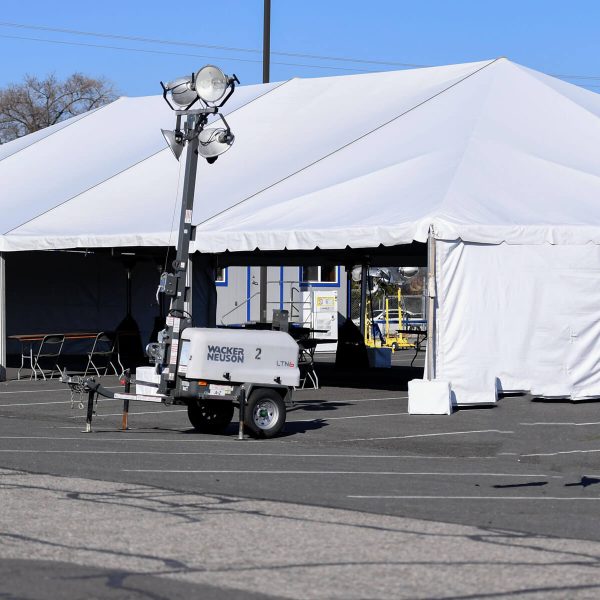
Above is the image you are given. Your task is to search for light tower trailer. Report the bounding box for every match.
[63,64,300,438]
[141,327,299,438]
[67,328,300,438]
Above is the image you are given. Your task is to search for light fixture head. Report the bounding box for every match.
[161,129,185,160]
[165,76,197,107]
[399,267,419,279]
[197,127,234,162]
[194,65,229,103]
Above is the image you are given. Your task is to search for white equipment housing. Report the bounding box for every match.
[177,328,300,387]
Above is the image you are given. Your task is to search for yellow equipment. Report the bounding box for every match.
[364,289,414,351]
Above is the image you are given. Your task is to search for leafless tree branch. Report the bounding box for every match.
[0,72,117,143]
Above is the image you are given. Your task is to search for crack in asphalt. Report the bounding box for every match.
[0,532,189,570]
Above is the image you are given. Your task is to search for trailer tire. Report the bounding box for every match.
[245,388,286,439]
[187,400,234,433]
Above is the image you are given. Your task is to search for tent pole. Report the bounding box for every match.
[359,265,368,340]
[426,227,436,380]
[0,253,5,381]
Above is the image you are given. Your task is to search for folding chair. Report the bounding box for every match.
[297,338,319,389]
[84,332,123,377]
[17,339,35,380]
[32,334,65,380]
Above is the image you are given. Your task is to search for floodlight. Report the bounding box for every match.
[195,65,229,103]
[165,76,197,107]
[371,267,390,282]
[161,129,185,160]
[197,127,234,161]
[399,267,419,278]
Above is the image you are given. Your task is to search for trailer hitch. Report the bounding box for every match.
[61,370,130,433]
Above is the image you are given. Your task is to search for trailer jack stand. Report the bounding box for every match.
[120,369,131,431]
[236,388,248,441]
[84,389,96,433]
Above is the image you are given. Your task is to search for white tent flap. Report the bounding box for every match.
[436,240,600,404]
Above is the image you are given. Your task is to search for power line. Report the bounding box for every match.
[0,20,428,69]
[0,20,599,85]
[3,20,600,81]
[0,34,373,74]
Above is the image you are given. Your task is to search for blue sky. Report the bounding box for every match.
[1,1,599,96]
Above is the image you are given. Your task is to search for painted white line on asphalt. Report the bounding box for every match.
[0,449,498,460]
[0,388,69,395]
[122,469,551,477]
[69,409,186,419]
[347,396,408,402]
[0,385,123,394]
[295,396,408,404]
[348,495,600,500]
[521,449,600,457]
[342,429,514,442]
[0,435,260,443]
[520,422,600,427]
[291,412,408,423]
[0,398,121,408]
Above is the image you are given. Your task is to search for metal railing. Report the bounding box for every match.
[219,280,315,326]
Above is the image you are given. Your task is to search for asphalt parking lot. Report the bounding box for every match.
[2,353,600,599]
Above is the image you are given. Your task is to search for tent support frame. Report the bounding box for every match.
[426,227,436,380]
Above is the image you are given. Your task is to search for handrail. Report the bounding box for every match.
[220,291,261,325]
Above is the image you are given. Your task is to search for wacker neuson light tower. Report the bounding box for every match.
[64,65,300,438]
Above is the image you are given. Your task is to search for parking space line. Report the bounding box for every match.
[295,396,408,404]
[0,385,122,395]
[69,409,186,418]
[291,412,408,422]
[122,469,551,477]
[520,422,600,427]
[0,388,69,395]
[0,435,260,443]
[521,449,600,457]
[341,429,514,442]
[347,495,600,500]
[0,449,498,459]
[0,398,121,408]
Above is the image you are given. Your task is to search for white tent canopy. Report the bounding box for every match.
[2,58,600,404]
[3,57,600,252]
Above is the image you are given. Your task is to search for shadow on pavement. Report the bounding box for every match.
[281,418,329,437]
[0,558,279,600]
[313,363,423,391]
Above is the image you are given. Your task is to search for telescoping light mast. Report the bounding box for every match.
[152,65,238,396]
[63,64,300,439]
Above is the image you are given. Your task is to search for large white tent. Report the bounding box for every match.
[1,58,599,403]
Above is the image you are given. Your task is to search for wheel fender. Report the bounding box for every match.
[241,383,294,407]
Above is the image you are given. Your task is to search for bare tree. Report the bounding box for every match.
[0,73,117,143]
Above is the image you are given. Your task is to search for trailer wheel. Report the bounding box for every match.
[245,388,286,439]
[188,400,234,433]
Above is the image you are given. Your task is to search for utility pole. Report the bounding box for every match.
[263,0,271,83]
[259,0,271,322]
